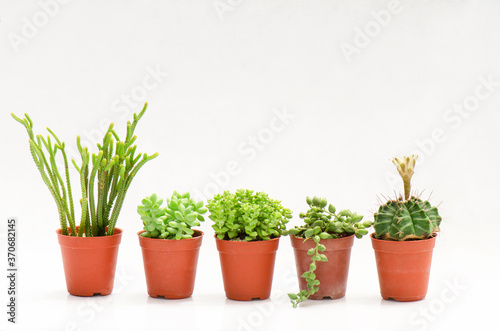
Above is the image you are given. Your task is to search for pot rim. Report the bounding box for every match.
[56,227,123,239]
[214,234,281,243]
[290,233,355,240]
[137,229,204,240]
[370,232,437,243]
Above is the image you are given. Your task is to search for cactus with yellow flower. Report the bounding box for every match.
[373,155,441,241]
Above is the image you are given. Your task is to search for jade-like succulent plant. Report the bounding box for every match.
[138,192,207,239]
[373,155,441,241]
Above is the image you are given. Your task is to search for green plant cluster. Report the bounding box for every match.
[207,189,292,241]
[285,196,372,240]
[138,192,207,239]
[12,103,158,237]
[284,196,372,308]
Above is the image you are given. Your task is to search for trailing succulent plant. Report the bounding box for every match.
[12,103,158,237]
[138,192,207,239]
[284,196,372,308]
[373,155,442,241]
[207,189,292,241]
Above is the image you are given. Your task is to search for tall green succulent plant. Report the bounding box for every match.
[12,103,158,236]
[373,155,441,241]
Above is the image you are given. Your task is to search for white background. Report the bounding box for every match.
[1,0,499,330]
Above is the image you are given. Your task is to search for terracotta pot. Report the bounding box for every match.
[56,227,122,297]
[371,233,436,302]
[138,230,203,299]
[215,237,280,301]
[290,234,355,299]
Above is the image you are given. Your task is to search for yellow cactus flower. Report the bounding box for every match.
[392,155,418,200]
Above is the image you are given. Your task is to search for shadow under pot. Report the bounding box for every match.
[56,227,123,297]
[371,233,437,302]
[215,236,280,301]
[290,234,355,300]
[138,230,204,299]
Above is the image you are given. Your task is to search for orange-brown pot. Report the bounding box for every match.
[291,234,355,299]
[138,230,203,299]
[371,233,436,302]
[215,236,280,301]
[56,227,122,297]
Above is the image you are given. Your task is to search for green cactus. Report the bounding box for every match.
[373,155,441,241]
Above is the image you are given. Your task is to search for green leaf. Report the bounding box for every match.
[318,254,328,262]
[304,229,314,238]
[328,204,336,214]
[174,211,183,221]
[197,207,208,214]
[288,293,298,300]
[186,213,196,222]
[307,248,316,255]
[319,232,331,240]
[317,244,326,252]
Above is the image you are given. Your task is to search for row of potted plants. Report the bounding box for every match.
[12,106,442,306]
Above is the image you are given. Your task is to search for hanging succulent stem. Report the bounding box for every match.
[12,102,158,237]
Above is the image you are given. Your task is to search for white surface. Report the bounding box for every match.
[1,0,499,330]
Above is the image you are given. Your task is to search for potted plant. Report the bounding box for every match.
[137,191,207,299]
[11,103,158,296]
[207,189,292,301]
[371,155,442,302]
[284,196,372,307]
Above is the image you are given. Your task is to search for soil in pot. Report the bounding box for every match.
[291,234,354,300]
[138,230,204,299]
[216,237,280,301]
[57,227,122,297]
[371,233,436,302]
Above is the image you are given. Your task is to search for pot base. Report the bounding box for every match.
[226,293,270,301]
[71,290,113,297]
[382,295,425,302]
[148,293,192,299]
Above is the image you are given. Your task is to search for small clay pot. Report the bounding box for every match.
[371,233,437,302]
[290,234,355,299]
[56,227,122,297]
[215,236,280,301]
[138,230,203,299]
